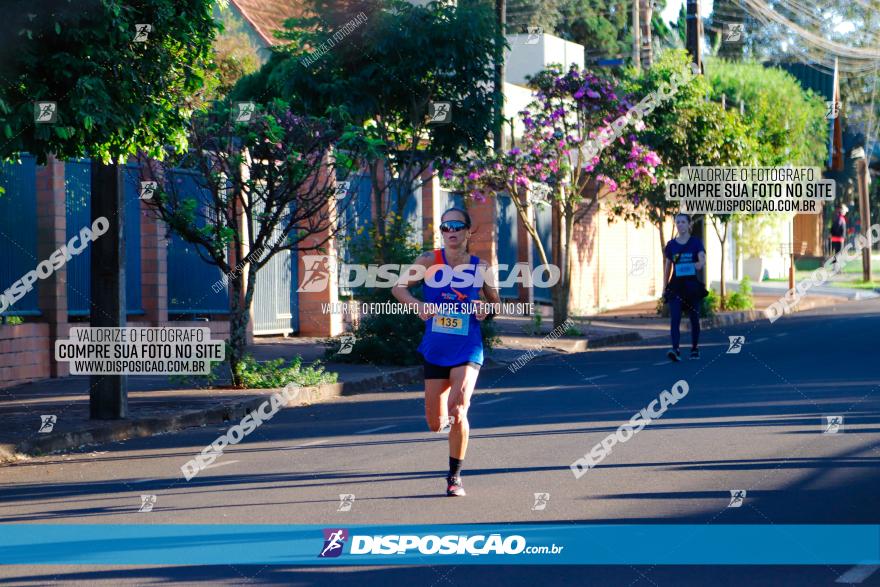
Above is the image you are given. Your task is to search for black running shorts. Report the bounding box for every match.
[423,359,481,380]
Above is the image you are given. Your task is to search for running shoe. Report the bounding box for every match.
[690,348,700,360]
[667,348,681,362]
[446,476,466,497]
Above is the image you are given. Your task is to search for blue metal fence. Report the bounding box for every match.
[64,160,143,315]
[532,203,552,302]
[165,169,230,315]
[389,177,423,247]
[0,155,39,315]
[495,193,520,299]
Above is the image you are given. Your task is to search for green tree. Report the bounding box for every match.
[0,0,217,418]
[145,101,361,386]
[197,6,262,106]
[705,58,828,167]
[507,0,678,63]
[232,0,503,263]
[625,50,757,302]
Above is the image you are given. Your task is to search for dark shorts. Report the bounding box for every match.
[423,359,481,380]
[831,240,842,254]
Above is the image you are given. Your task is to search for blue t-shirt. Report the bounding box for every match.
[416,249,484,366]
[664,236,704,280]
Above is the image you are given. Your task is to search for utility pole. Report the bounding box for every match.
[632,0,640,71]
[494,0,506,152]
[90,161,127,419]
[685,0,708,287]
[853,147,872,281]
[686,0,703,73]
[639,0,653,68]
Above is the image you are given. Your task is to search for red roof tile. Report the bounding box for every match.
[229,0,304,46]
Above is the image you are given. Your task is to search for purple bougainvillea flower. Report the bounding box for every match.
[586,89,600,99]
[643,151,661,167]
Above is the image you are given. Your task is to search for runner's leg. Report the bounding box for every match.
[669,296,683,350]
[447,362,479,460]
[686,297,701,350]
[425,378,451,432]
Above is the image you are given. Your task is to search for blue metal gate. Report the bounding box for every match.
[64,160,143,316]
[532,203,552,303]
[495,193,519,299]
[164,169,231,315]
[0,155,38,315]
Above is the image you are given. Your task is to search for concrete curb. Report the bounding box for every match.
[497,330,643,354]
[0,366,423,465]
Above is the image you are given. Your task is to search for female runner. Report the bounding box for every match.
[392,207,500,496]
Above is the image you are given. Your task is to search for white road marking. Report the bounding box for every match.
[293,439,328,448]
[480,398,510,406]
[356,425,395,435]
[203,460,239,470]
[755,337,769,343]
[775,333,788,337]
[584,375,608,381]
[836,565,880,584]
[652,361,669,366]
[621,368,640,373]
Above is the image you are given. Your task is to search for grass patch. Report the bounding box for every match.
[826,280,879,290]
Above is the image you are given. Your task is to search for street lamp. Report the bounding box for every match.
[850,146,872,282]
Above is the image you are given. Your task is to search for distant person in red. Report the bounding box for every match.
[830,203,847,270]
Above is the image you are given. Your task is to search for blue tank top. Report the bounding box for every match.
[416,248,484,366]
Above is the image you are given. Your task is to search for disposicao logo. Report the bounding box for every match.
[317,529,529,557]
[319,528,348,558]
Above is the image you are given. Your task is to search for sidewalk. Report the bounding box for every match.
[0,289,849,464]
[0,339,424,464]
[712,280,880,301]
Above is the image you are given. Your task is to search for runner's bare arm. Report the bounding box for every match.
[392,251,434,318]
[695,250,706,271]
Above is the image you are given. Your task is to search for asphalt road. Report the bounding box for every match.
[1,299,879,586]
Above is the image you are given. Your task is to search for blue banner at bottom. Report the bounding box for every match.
[0,524,878,565]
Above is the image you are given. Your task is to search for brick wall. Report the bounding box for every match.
[0,324,51,388]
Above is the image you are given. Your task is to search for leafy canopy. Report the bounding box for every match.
[0,0,217,164]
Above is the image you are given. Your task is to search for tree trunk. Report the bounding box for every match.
[719,238,726,308]
[228,274,249,387]
[712,218,728,307]
[549,187,573,329]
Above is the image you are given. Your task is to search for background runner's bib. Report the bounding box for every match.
[675,261,696,277]
[416,248,484,366]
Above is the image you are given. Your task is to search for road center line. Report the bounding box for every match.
[203,460,239,470]
[621,368,640,373]
[584,375,608,381]
[479,398,510,405]
[755,337,769,343]
[356,425,395,435]
[836,565,879,584]
[652,361,668,366]
[293,439,329,448]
